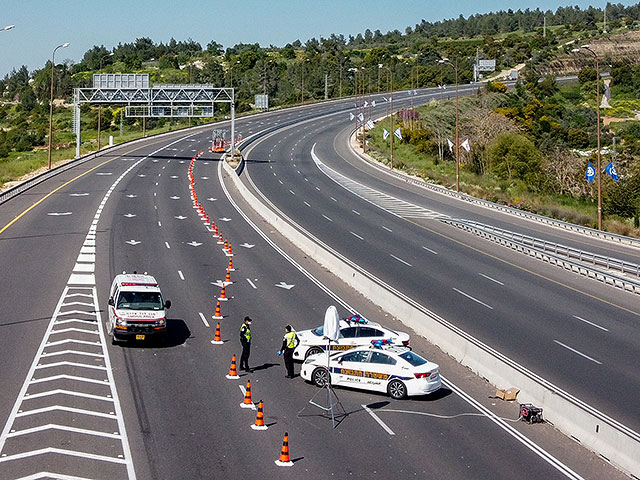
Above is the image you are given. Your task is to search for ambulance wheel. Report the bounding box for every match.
[305,347,323,359]
[312,367,330,388]
[387,380,407,400]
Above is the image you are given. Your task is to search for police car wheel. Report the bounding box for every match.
[305,347,323,359]
[312,367,330,388]
[387,380,407,400]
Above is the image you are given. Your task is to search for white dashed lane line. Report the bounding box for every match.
[554,340,602,364]
[178,270,185,281]
[478,272,503,285]
[422,246,438,255]
[198,312,210,328]
[382,226,393,232]
[572,315,609,332]
[350,232,364,240]
[390,254,412,267]
[453,288,493,310]
[165,242,171,249]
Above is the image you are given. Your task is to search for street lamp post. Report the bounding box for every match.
[439,57,460,192]
[97,52,114,151]
[574,45,603,230]
[48,42,69,170]
[379,65,394,168]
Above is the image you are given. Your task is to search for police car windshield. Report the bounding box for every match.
[117,292,163,310]
[398,351,428,367]
[311,326,324,336]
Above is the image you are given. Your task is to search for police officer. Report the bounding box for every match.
[239,316,252,372]
[278,325,299,378]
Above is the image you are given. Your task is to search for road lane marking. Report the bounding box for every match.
[165,242,171,249]
[322,214,333,222]
[422,246,438,255]
[478,272,504,285]
[362,404,395,436]
[178,270,185,280]
[390,254,412,267]
[382,225,392,232]
[246,279,257,289]
[572,315,608,332]
[158,221,162,227]
[350,231,363,240]
[198,312,210,328]
[304,201,311,207]
[352,209,360,215]
[554,340,602,365]
[453,288,493,309]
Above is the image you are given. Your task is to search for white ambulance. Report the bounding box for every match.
[107,272,171,344]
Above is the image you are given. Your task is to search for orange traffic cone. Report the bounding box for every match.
[251,400,268,430]
[212,300,223,320]
[227,257,235,272]
[275,432,293,467]
[226,243,233,257]
[240,380,254,409]
[211,322,223,345]
[226,354,240,379]
[217,233,224,245]
[218,286,228,302]
[224,269,232,285]
[223,239,229,250]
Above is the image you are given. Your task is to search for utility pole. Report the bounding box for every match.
[324,73,328,100]
[543,14,547,38]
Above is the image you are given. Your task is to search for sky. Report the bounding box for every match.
[0,0,620,77]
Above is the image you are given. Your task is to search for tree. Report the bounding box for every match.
[487,132,543,183]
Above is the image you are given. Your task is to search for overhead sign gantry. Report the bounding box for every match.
[73,74,235,158]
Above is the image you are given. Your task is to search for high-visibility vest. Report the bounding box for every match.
[284,331,297,349]
[241,324,251,342]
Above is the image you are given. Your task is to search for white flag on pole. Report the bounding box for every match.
[447,139,454,152]
[383,128,389,140]
[349,112,355,121]
[394,127,402,140]
[357,112,364,122]
[366,120,375,129]
[461,138,471,152]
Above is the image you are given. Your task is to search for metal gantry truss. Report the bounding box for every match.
[72,74,235,158]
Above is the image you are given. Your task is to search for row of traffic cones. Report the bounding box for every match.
[191,155,293,468]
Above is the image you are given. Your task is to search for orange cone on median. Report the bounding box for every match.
[218,286,228,302]
[212,300,223,320]
[227,257,235,271]
[275,432,293,466]
[251,400,268,430]
[240,380,253,408]
[226,354,240,379]
[211,322,223,345]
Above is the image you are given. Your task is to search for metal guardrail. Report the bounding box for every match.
[457,219,640,279]
[442,218,640,295]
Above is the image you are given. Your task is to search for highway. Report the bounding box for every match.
[0,91,630,479]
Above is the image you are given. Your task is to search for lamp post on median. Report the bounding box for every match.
[97,52,114,152]
[48,42,69,170]
[438,57,460,192]
[380,64,394,168]
[573,45,603,230]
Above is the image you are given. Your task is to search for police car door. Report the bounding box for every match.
[335,350,371,387]
[366,351,398,392]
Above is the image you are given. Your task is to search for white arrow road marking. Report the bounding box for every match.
[207,198,217,201]
[187,241,202,247]
[69,193,89,197]
[240,243,255,249]
[47,212,72,216]
[125,240,141,245]
[275,282,295,290]
[123,214,136,218]
[174,215,187,220]
[137,174,146,177]
[170,196,180,200]
[170,176,179,179]
[219,217,231,222]
[96,172,112,176]
[210,281,225,288]
[125,194,137,198]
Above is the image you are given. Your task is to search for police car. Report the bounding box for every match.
[107,273,171,344]
[293,314,410,360]
[301,341,441,399]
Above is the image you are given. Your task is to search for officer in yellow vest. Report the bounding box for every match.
[239,316,252,372]
[278,325,299,378]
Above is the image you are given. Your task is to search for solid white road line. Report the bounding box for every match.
[198,312,210,328]
[362,404,395,436]
[554,340,602,365]
[422,246,438,255]
[453,288,493,309]
[478,272,504,285]
[572,315,609,332]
